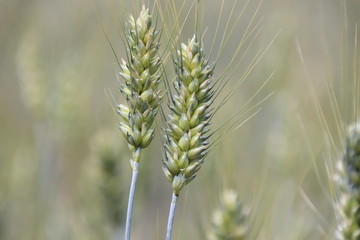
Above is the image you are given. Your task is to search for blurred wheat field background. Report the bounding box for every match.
[1,0,360,239]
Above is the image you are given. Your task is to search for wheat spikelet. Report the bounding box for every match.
[117,5,162,166]
[335,122,360,239]
[162,35,214,195]
[208,190,248,240]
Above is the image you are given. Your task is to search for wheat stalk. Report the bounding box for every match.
[208,190,248,240]
[163,35,214,240]
[117,5,162,240]
[335,122,360,239]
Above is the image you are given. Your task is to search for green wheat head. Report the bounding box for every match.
[91,130,125,227]
[162,36,214,195]
[117,6,162,166]
[208,190,248,240]
[336,122,360,239]
[79,129,127,239]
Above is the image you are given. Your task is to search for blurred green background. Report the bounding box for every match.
[1,0,360,239]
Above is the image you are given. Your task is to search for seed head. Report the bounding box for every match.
[208,190,248,240]
[345,123,360,199]
[117,6,162,164]
[335,192,360,240]
[162,36,214,195]
[80,129,127,239]
[16,28,46,118]
[335,122,360,239]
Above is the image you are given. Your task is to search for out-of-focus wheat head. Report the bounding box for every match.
[117,6,162,166]
[90,129,126,226]
[162,36,214,195]
[53,58,83,127]
[16,28,46,118]
[335,122,360,239]
[208,190,248,240]
[16,26,84,125]
[79,129,127,239]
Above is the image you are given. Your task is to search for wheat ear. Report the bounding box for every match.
[163,35,214,240]
[335,122,360,239]
[117,6,162,240]
[208,190,248,240]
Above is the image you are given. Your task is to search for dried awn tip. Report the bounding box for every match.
[163,36,214,195]
[335,122,360,240]
[208,190,248,240]
[117,6,162,165]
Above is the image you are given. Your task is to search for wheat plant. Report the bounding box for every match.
[79,129,127,240]
[335,122,360,240]
[208,190,248,240]
[162,35,214,240]
[116,5,162,240]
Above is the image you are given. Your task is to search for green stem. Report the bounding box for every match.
[166,193,178,240]
[124,161,139,240]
